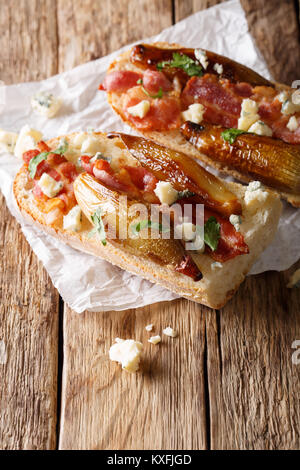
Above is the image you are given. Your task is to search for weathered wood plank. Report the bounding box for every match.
[60,300,207,450]
[175,0,300,451]
[57,0,173,71]
[208,265,300,450]
[0,0,58,84]
[175,0,224,21]
[57,0,207,450]
[0,0,59,450]
[240,0,300,84]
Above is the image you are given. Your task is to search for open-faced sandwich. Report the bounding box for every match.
[13,130,281,308]
[100,42,300,206]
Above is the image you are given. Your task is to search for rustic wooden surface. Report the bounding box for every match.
[0,0,299,450]
[0,0,60,450]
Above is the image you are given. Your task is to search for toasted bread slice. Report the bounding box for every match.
[105,42,300,207]
[13,131,282,309]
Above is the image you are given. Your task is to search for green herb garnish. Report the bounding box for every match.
[88,208,107,245]
[141,85,163,99]
[28,140,69,178]
[204,216,221,251]
[157,52,203,77]
[131,220,170,237]
[137,78,163,99]
[221,128,247,144]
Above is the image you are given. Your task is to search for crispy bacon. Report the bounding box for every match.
[57,162,78,182]
[35,160,51,179]
[124,165,158,192]
[32,180,47,200]
[99,70,142,92]
[175,255,203,281]
[80,155,94,174]
[176,197,249,262]
[142,69,172,94]
[22,149,40,164]
[92,160,129,192]
[204,209,249,262]
[46,168,61,182]
[182,75,243,128]
[124,86,181,130]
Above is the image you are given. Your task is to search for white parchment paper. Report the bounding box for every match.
[0,0,299,312]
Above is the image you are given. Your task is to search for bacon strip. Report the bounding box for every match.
[204,209,249,262]
[99,70,142,92]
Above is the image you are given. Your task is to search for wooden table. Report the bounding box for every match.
[1,0,299,450]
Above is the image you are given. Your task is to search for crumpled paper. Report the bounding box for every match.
[0,0,299,312]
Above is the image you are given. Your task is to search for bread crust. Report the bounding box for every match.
[13,131,282,309]
[106,42,300,207]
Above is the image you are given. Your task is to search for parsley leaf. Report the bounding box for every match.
[88,208,107,246]
[221,128,247,144]
[28,139,69,178]
[137,78,163,98]
[204,216,220,251]
[28,152,49,178]
[141,85,163,99]
[157,52,203,77]
[131,220,170,237]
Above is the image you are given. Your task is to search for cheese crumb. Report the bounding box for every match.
[148,335,161,345]
[14,125,43,159]
[72,132,87,148]
[238,99,260,131]
[287,116,298,132]
[38,173,63,198]
[211,261,223,270]
[229,214,242,232]
[281,98,300,115]
[287,269,300,288]
[0,129,18,154]
[63,205,82,232]
[247,181,262,191]
[109,339,143,373]
[162,326,178,338]
[145,324,153,332]
[81,136,101,155]
[213,63,223,74]
[248,120,272,136]
[195,49,209,70]
[154,181,178,205]
[127,100,150,118]
[245,180,268,206]
[181,103,204,124]
[31,92,61,118]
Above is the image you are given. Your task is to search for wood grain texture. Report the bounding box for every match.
[0,0,58,84]
[208,265,300,450]
[173,0,300,451]
[241,0,300,84]
[57,0,207,450]
[57,0,173,71]
[1,0,299,451]
[175,0,224,21]
[0,195,59,449]
[0,1,59,449]
[59,300,207,450]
